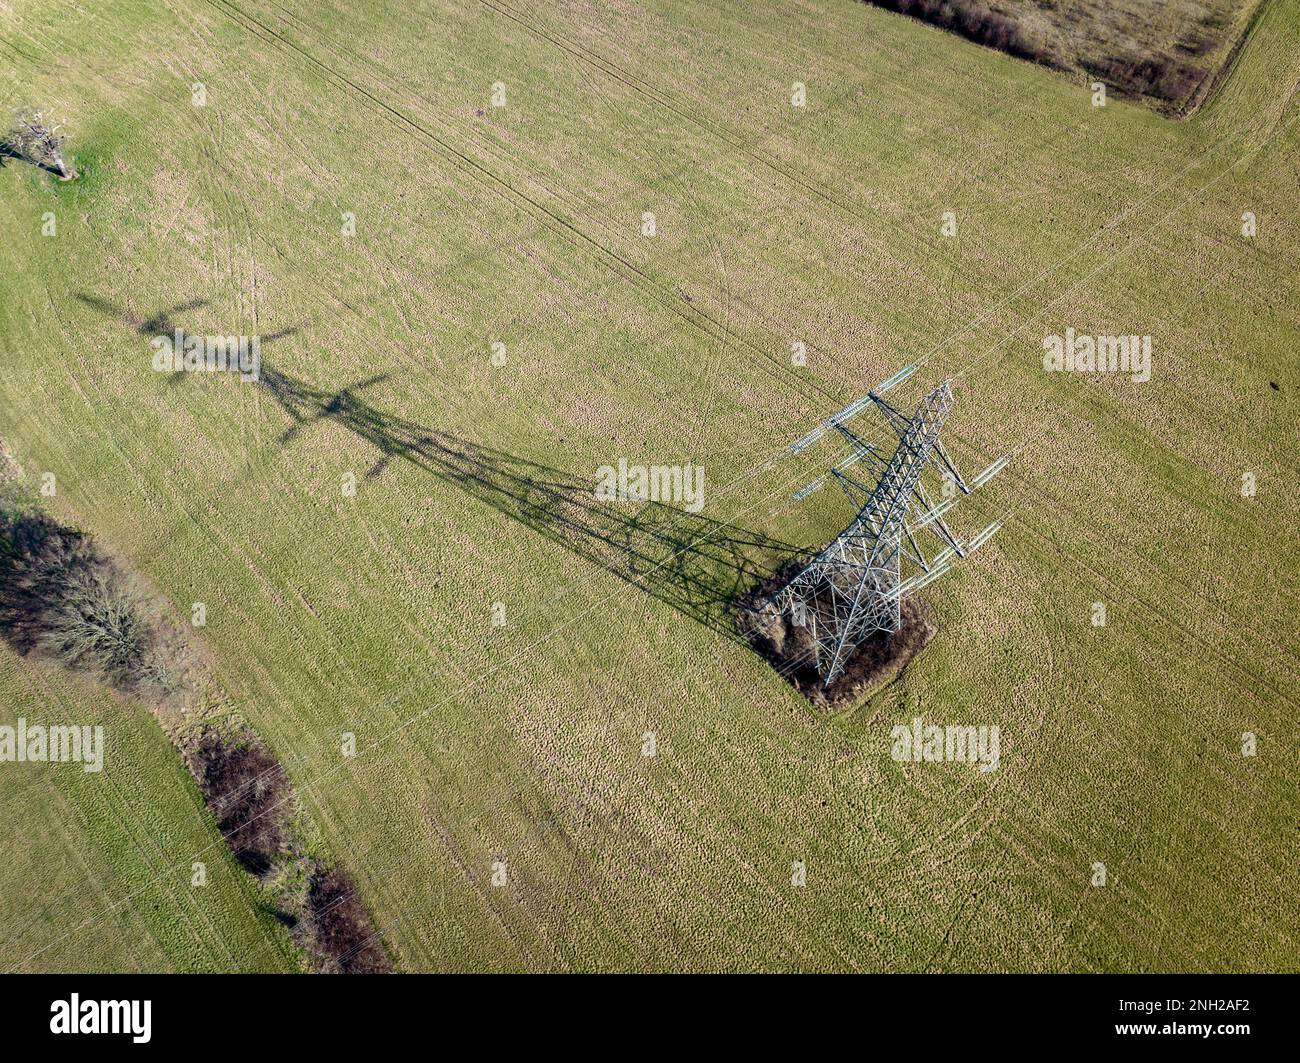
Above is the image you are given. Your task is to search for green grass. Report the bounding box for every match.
[0,655,299,971]
[0,0,1296,971]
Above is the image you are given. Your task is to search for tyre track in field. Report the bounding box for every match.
[485,0,1300,484]
[922,126,1300,687]
[920,512,1289,969]
[7,662,248,973]
[809,550,1048,968]
[261,0,1034,397]
[510,13,788,958]
[953,350,1300,687]
[218,0,1164,473]
[196,111,265,467]
[808,478,1287,970]
[260,0,643,255]
[503,680,842,970]
[200,0,895,412]
[253,0,1300,657]
[258,0,607,305]
[474,0,1102,238]
[422,802,556,970]
[61,82,284,569]
[268,0,1042,357]
[22,0,1289,966]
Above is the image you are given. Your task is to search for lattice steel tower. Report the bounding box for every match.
[776,373,1004,686]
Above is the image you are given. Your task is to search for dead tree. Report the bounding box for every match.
[3,107,75,179]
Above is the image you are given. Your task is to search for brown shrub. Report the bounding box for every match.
[1086,49,1206,103]
[867,0,1047,63]
[865,0,1207,102]
[188,728,291,876]
[186,728,392,971]
[306,866,393,974]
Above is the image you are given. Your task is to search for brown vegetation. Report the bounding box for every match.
[870,0,1046,63]
[307,867,393,974]
[860,0,1244,111]
[736,563,936,711]
[0,107,76,178]
[1083,49,1206,104]
[188,728,291,876]
[185,725,393,972]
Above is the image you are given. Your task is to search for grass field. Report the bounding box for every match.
[0,654,300,971]
[1,0,1297,971]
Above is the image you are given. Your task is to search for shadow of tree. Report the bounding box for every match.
[256,364,796,641]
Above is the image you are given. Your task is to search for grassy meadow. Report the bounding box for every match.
[0,654,299,971]
[0,0,1296,971]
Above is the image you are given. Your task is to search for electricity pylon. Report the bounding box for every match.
[776,370,1004,686]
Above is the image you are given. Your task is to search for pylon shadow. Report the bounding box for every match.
[256,363,796,641]
[74,289,800,641]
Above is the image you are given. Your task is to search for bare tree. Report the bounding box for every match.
[3,107,75,179]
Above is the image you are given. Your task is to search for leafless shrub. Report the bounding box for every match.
[36,562,155,682]
[186,725,391,971]
[188,727,291,876]
[868,0,1047,63]
[0,502,172,693]
[306,866,393,973]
